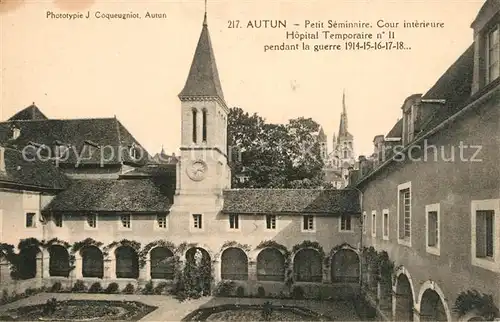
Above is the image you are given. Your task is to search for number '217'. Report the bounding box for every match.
[228,20,240,28]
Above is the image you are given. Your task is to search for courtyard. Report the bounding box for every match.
[0,292,365,321]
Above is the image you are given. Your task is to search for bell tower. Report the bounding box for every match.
[175,9,231,199]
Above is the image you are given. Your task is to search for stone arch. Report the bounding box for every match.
[185,247,212,295]
[180,243,214,261]
[80,246,104,278]
[416,281,451,322]
[48,245,70,277]
[16,245,42,280]
[221,247,248,281]
[256,247,286,281]
[115,246,139,279]
[330,247,360,283]
[393,267,417,321]
[292,248,322,282]
[150,246,175,280]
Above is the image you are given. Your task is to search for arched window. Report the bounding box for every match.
[293,249,322,282]
[221,248,248,280]
[256,248,285,281]
[192,109,198,143]
[49,245,70,277]
[81,246,104,278]
[150,247,175,279]
[115,246,139,279]
[202,109,207,142]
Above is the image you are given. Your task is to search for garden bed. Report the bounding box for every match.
[181,303,331,321]
[0,299,157,321]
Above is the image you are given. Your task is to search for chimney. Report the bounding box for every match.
[358,155,367,177]
[0,146,5,172]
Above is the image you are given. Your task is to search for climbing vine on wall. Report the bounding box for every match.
[176,242,198,257]
[71,238,103,255]
[291,240,325,259]
[139,240,176,268]
[453,290,500,321]
[324,242,358,267]
[221,240,251,253]
[42,238,71,249]
[255,240,291,268]
[103,239,141,258]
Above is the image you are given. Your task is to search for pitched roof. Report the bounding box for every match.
[386,118,403,138]
[43,178,173,213]
[222,189,360,214]
[0,117,150,166]
[0,146,69,190]
[8,104,48,121]
[418,44,475,133]
[120,164,176,178]
[178,16,225,101]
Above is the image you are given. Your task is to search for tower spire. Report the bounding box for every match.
[178,0,224,101]
[203,0,207,26]
[342,89,346,114]
[338,90,348,137]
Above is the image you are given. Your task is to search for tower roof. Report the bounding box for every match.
[338,90,352,141]
[178,14,224,101]
[8,103,48,121]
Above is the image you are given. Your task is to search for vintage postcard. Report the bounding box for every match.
[0,0,499,321]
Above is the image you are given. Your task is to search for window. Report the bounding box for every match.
[266,215,276,230]
[54,214,63,228]
[398,182,412,246]
[471,199,499,272]
[26,212,36,228]
[302,215,315,232]
[486,25,499,84]
[120,214,131,229]
[54,144,69,159]
[382,209,389,240]
[229,214,239,230]
[405,107,414,143]
[157,214,167,229]
[86,214,97,229]
[371,211,376,237]
[424,204,440,255]
[340,215,352,231]
[192,109,198,143]
[12,127,20,140]
[476,210,494,258]
[81,141,98,160]
[362,212,367,234]
[202,109,207,142]
[193,214,202,229]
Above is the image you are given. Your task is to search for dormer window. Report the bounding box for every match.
[53,142,70,159]
[404,105,415,144]
[12,127,20,140]
[81,140,99,159]
[486,25,499,84]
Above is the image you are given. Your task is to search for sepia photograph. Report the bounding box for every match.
[0,0,499,321]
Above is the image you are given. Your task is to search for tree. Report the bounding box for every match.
[228,107,328,188]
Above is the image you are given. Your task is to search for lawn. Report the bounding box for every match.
[0,298,157,321]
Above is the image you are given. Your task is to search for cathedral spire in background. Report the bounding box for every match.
[338,89,349,139]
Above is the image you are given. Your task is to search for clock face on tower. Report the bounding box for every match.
[187,160,208,181]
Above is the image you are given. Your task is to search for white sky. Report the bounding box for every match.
[0,0,484,157]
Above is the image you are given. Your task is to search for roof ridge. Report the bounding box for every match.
[1,116,116,123]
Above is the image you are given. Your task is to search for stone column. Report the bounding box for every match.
[35,253,43,279]
[212,260,221,284]
[104,258,115,279]
[42,251,50,279]
[74,256,83,279]
[322,263,331,283]
[248,260,257,281]
[139,259,150,285]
